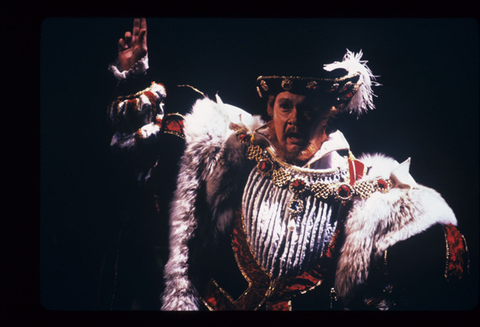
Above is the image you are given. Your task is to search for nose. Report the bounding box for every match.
[287,106,306,125]
[287,106,299,125]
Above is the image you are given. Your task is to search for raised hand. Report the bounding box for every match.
[117,18,148,71]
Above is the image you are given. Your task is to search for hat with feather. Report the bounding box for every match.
[256,49,380,116]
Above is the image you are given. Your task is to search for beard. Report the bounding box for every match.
[267,120,328,166]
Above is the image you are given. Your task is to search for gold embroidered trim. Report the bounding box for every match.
[266,147,339,174]
[236,213,335,302]
[257,145,391,202]
[257,73,361,84]
[163,112,185,119]
[238,214,274,279]
[116,81,165,101]
[443,227,450,280]
[383,249,388,277]
[236,129,393,206]
[462,234,470,274]
[163,130,185,139]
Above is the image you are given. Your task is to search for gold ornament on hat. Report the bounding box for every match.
[260,79,269,91]
[306,80,318,90]
[281,78,292,90]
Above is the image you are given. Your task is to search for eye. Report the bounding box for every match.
[298,105,316,118]
[278,100,293,111]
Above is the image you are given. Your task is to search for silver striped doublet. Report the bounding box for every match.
[242,166,348,278]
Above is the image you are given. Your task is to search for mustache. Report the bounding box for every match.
[282,125,311,143]
[283,125,303,136]
[282,115,329,140]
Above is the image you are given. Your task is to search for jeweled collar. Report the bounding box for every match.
[235,126,392,210]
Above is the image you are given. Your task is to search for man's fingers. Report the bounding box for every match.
[118,38,126,51]
[132,18,140,44]
[118,18,147,56]
[124,31,132,46]
[139,29,147,50]
[140,18,147,49]
[133,18,141,35]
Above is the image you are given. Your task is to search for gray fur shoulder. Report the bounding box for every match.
[335,152,456,305]
[183,95,264,235]
[162,96,263,310]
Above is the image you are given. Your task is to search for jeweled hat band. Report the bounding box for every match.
[256,73,360,97]
[255,50,379,116]
[257,75,329,98]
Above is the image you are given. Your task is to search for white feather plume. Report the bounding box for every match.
[323,49,379,116]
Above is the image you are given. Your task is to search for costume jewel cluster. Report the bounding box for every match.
[236,129,392,218]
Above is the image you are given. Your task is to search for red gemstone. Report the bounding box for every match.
[291,179,306,191]
[257,160,273,173]
[237,133,249,143]
[338,184,351,198]
[377,179,388,189]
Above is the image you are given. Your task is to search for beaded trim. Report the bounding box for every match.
[236,129,392,212]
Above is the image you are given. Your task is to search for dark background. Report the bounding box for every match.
[38,18,478,313]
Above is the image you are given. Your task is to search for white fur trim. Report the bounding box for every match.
[136,122,161,139]
[334,153,457,304]
[108,54,149,80]
[184,95,261,144]
[162,97,263,311]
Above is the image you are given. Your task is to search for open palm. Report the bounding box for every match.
[118,18,148,71]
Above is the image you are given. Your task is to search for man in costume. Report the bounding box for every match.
[102,18,187,309]
[109,18,470,310]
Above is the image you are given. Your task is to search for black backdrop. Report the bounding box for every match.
[39,18,478,311]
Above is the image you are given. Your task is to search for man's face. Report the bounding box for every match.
[270,91,328,163]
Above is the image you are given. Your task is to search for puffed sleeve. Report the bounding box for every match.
[106,54,185,186]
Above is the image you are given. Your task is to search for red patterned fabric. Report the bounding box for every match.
[266,301,291,311]
[444,224,468,281]
[110,100,119,124]
[108,88,161,132]
[201,215,340,311]
[163,114,185,139]
[143,91,158,116]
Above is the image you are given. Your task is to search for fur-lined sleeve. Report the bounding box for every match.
[335,153,457,305]
[161,96,263,310]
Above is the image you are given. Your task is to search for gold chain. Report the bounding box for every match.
[236,130,392,205]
